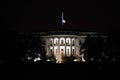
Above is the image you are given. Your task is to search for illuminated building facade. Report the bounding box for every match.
[19,31,107,63]
[40,31,105,63]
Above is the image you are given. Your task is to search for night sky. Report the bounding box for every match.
[1,0,120,65]
[0,1,117,32]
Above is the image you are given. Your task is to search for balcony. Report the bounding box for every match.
[66,43,71,46]
[49,43,75,46]
[60,44,65,46]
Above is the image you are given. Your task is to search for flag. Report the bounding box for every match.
[62,11,66,26]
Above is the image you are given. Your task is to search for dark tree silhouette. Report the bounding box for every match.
[0,31,25,63]
[81,34,105,62]
[19,34,46,62]
[81,35,94,61]
[93,35,104,62]
[108,28,120,61]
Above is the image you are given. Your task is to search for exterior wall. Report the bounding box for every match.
[42,34,107,59]
[19,31,107,63]
[43,35,82,58]
[54,46,58,56]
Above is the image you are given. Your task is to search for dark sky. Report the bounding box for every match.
[0,1,116,32]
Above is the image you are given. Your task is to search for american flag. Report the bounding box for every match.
[62,11,66,26]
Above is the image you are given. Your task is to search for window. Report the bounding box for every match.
[73,40,74,44]
[61,40,63,44]
[56,40,58,44]
[68,40,69,44]
[50,49,53,54]
[50,40,52,45]
[61,49,64,54]
[50,40,52,44]
[66,40,69,45]
[73,40,75,45]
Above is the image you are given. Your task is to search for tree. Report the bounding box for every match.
[21,34,46,62]
[81,35,94,62]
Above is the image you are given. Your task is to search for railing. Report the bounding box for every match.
[49,43,75,46]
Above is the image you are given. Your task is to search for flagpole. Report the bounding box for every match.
[62,11,63,27]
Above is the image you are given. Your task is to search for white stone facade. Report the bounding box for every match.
[47,37,80,57]
[41,34,87,63]
[40,31,106,63]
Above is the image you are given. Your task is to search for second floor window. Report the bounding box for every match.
[73,40,75,45]
[66,40,69,45]
[61,40,63,44]
[61,49,63,51]
[56,40,58,44]
[68,40,69,44]
[50,40,52,45]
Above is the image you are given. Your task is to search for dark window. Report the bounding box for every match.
[50,49,52,54]
[50,40,52,45]
[68,40,69,44]
[61,40,63,44]
[73,40,75,45]
[56,40,58,44]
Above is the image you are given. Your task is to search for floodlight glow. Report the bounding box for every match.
[63,20,66,23]
[27,57,32,60]
[46,59,51,62]
[81,54,86,62]
[73,59,78,62]
[34,57,41,62]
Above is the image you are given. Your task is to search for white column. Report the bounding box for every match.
[45,38,48,56]
[58,37,60,55]
[46,38,50,56]
[70,37,72,56]
[53,37,55,56]
[76,38,80,56]
[74,38,77,55]
[65,37,66,56]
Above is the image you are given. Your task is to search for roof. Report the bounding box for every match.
[18,30,107,37]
